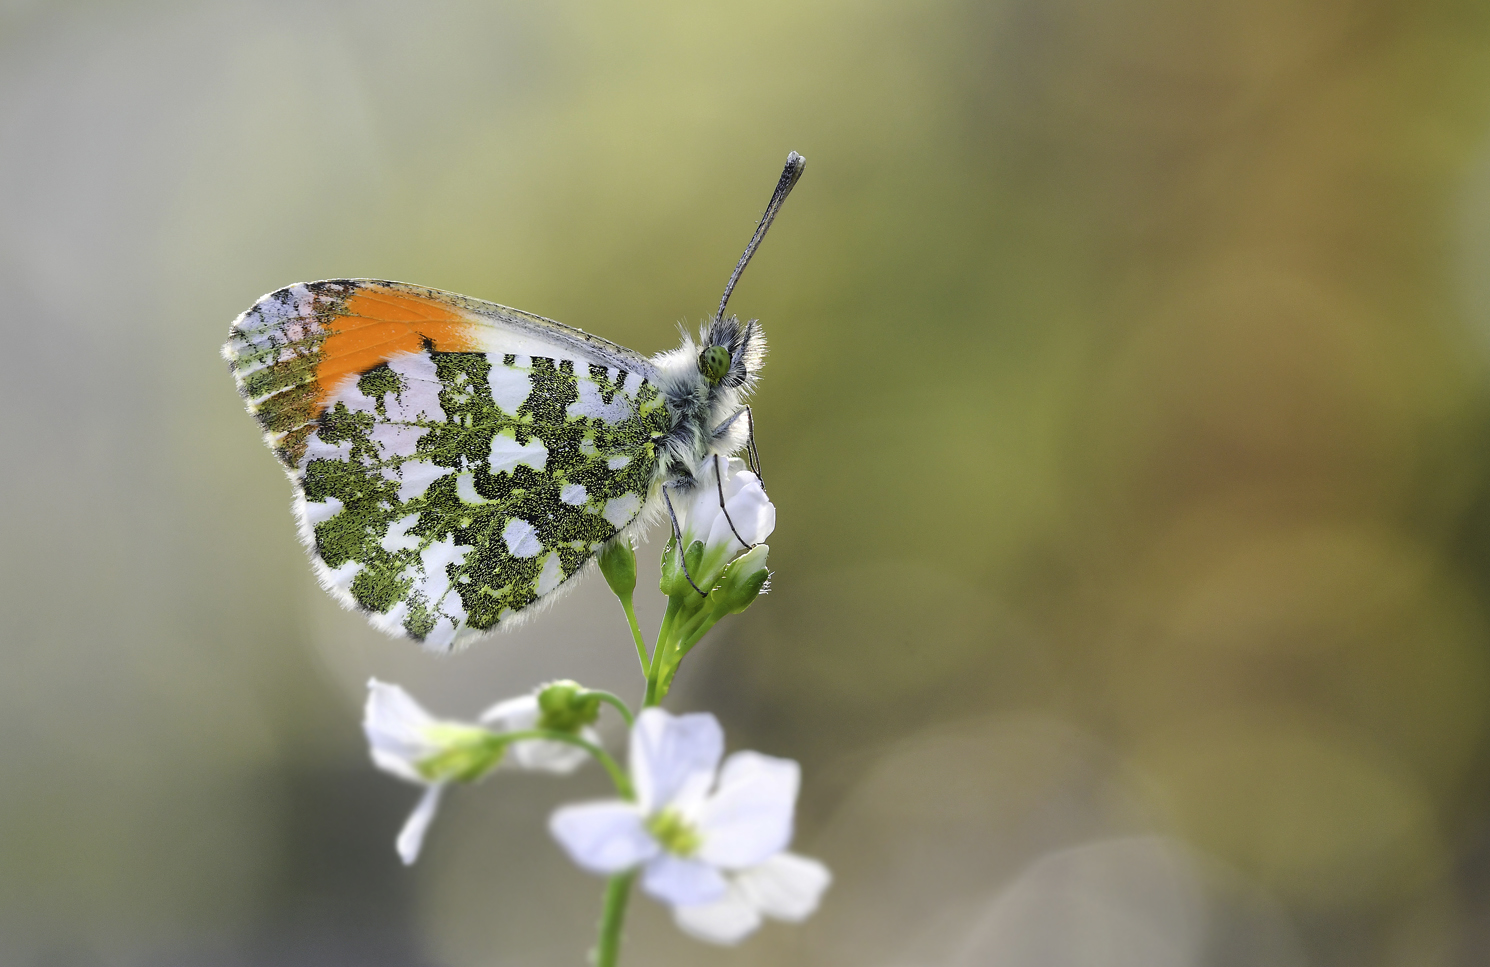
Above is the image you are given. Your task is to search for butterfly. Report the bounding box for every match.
[224,153,804,650]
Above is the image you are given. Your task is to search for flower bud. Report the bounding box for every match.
[671,458,776,594]
[709,544,770,615]
[598,537,637,599]
[536,680,602,732]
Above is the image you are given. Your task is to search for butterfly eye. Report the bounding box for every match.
[697,346,731,384]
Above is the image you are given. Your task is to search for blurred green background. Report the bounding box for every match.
[6,0,1490,964]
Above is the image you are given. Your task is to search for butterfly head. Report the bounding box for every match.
[698,345,731,385]
[696,312,764,391]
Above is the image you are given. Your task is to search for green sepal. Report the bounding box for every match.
[682,540,705,587]
[709,544,769,615]
[659,539,708,597]
[658,538,681,596]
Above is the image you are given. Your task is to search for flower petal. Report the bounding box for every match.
[509,725,599,774]
[365,679,442,779]
[549,801,657,874]
[680,460,726,545]
[735,852,832,922]
[672,886,764,945]
[630,709,723,814]
[395,784,444,865]
[722,472,774,546]
[478,693,540,729]
[696,751,799,869]
[365,680,438,748]
[641,853,729,907]
[706,468,771,551]
[370,747,424,784]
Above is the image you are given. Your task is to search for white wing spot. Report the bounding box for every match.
[455,471,489,505]
[488,356,531,414]
[381,514,423,552]
[394,460,448,501]
[536,552,564,596]
[502,518,543,558]
[370,601,411,636]
[568,376,631,423]
[301,434,352,467]
[383,353,444,421]
[602,493,641,528]
[490,432,548,475]
[420,537,472,598]
[303,496,343,527]
[560,483,587,506]
[323,559,361,591]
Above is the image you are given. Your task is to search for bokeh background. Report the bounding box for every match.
[6,0,1490,964]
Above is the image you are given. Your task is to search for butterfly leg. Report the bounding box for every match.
[710,404,764,486]
[743,405,763,486]
[713,453,758,551]
[661,482,708,597]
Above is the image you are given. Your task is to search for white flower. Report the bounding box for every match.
[677,457,775,587]
[673,851,833,945]
[548,708,806,915]
[480,690,599,774]
[363,679,497,865]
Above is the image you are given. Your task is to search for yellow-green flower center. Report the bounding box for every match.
[645,808,702,857]
[415,724,503,783]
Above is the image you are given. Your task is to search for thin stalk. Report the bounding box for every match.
[647,604,723,704]
[675,606,720,652]
[618,595,650,676]
[496,729,633,799]
[644,601,680,708]
[593,871,637,967]
[577,689,635,728]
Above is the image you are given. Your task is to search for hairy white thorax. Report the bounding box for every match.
[648,314,765,489]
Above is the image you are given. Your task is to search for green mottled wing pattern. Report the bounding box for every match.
[305,350,668,649]
[225,281,672,650]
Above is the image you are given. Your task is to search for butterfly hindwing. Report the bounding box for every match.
[225,280,671,649]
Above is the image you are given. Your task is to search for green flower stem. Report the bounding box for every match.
[593,556,736,964]
[496,729,633,799]
[644,598,731,704]
[645,593,700,707]
[643,604,672,708]
[618,593,650,677]
[643,654,662,708]
[675,607,721,651]
[593,870,637,967]
[576,689,635,728]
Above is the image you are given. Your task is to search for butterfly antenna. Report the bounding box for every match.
[717,151,806,321]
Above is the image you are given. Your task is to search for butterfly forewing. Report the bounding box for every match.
[225,280,670,649]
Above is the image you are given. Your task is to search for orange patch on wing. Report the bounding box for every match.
[314,288,485,412]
